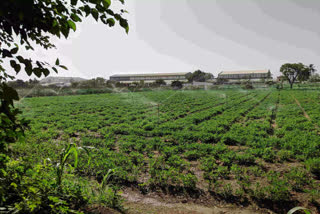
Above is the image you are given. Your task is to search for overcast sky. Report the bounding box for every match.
[13,0,320,80]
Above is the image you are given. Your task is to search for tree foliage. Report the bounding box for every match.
[171,80,183,89]
[0,0,129,211]
[186,70,214,82]
[280,63,315,89]
[155,79,166,86]
[0,0,128,148]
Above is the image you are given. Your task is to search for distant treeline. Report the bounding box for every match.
[9,75,320,98]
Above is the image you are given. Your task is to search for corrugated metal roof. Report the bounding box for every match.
[110,72,188,77]
[219,70,270,75]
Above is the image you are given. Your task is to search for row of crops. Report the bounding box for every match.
[15,89,320,213]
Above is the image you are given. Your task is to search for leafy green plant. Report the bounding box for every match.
[285,168,311,192]
[56,143,91,187]
[305,158,320,179]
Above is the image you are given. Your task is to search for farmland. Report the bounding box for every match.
[14,89,320,213]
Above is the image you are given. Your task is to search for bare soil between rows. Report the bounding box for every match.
[120,188,273,214]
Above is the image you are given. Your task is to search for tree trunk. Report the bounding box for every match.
[290,82,293,89]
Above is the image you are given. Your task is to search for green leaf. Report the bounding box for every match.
[14,64,21,73]
[52,67,58,73]
[59,65,68,70]
[71,13,81,22]
[120,19,129,34]
[10,60,16,68]
[55,58,60,65]
[2,49,12,58]
[68,20,76,31]
[71,0,78,5]
[16,56,24,63]
[34,68,42,78]
[52,20,59,28]
[10,47,19,54]
[91,9,99,21]
[25,66,32,76]
[102,0,111,8]
[43,68,50,77]
[83,5,91,16]
[61,26,70,38]
[107,18,115,27]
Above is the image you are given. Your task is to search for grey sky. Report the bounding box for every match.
[14,0,320,80]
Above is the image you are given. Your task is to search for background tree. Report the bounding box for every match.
[280,63,314,89]
[186,70,214,82]
[309,73,320,83]
[171,80,183,89]
[155,79,166,86]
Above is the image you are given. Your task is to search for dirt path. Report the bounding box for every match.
[293,96,311,121]
[292,95,320,132]
[121,189,271,214]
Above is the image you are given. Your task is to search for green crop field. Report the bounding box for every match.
[14,89,320,213]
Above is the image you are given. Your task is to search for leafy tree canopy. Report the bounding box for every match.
[0,0,128,81]
[186,70,214,82]
[155,79,166,86]
[280,63,316,89]
[171,80,183,89]
[0,0,129,147]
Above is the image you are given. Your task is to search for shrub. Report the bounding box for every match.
[167,155,189,172]
[181,173,198,189]
[252,182,267,200]
[277,149,294,162]
[171,81,183,89]
[2,159,88,213]
[184,150,201,160]
[285,168,311,192]
[262,147,276,163]
[236,153,255,165]
[266,172,291,201]
[305,158,320,179]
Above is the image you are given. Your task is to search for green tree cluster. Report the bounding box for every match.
[186,70,214,82]
[280,63,316,89]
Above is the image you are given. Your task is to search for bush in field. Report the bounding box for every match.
[305,158,320,179]
[285,168,311,192]
[148,155,197,190]
[236,153,256,165]
[262,147,276,163]
[277,149,294,162]
[266,172,291,201]
[242,81,254,90]
[184,150,201,160]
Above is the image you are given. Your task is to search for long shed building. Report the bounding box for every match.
[218,70,271,81]
[110,72,188,84]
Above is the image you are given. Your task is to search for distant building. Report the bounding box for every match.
[218,70,272,81]
[110,72,188,84]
